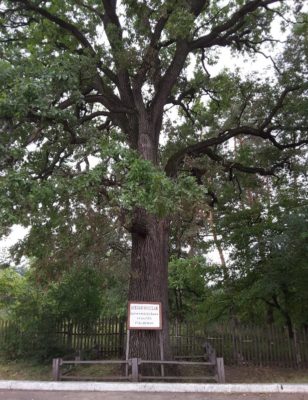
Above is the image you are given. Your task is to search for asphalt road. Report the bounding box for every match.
[0,392,307,400]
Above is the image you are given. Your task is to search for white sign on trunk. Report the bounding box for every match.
[128,301,162,330]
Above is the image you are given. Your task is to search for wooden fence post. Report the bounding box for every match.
[203,341,216,364]
[131,358,139,382]
[52,358,61,381]
[293,327,302,368]
[216,357,225,383]
[119,318,125,357]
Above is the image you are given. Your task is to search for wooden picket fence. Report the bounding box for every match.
[169,321,308,368]
[55,317,125,358]
[0,318,307,368]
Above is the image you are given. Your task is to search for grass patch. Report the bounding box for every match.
[0,358,52,381]
[61,363,123,380]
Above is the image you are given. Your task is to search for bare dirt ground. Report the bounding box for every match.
[0,391,307,400]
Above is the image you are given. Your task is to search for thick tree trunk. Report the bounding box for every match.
[128,208,171,361]
[125,115,172,364]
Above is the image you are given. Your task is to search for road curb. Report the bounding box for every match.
[0,381,308,393]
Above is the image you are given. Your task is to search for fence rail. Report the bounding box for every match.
[1,318,307,368]
[52,356,225,383]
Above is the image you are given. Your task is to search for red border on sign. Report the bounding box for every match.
[127,301,162,330]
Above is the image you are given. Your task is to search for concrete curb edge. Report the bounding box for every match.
[0,381,308,393]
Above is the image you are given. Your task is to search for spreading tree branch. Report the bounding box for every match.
[165,84,307,177]
[260,85,302,129]
[101,0,134,110]
[14,0,96,55]
[190,0,280,50]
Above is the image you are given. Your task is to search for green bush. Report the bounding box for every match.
[0,266,104,361]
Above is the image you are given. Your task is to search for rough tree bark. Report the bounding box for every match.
[127,115,171,360]
[128,209,170,360]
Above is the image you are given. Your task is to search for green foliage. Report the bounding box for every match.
[169,256,206,293]
[0,274,61,360]
[165,7,195,39]
[45,267,104,323]
[118,157,207,217]
[0,269,23,311]
[0,266,106,360]
[99,142,208,217]
[206,181,308,327]
[168,256,209,321]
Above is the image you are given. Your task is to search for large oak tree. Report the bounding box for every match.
[0,0,307,359]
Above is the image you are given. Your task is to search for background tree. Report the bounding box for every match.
[0,0,307,359]
[0,260,111,360]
